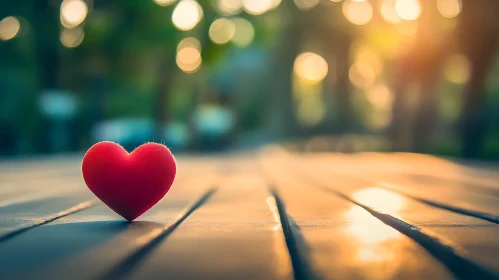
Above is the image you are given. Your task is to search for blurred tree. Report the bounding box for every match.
[457,0,499,158]
[266,0,300,139]
[389,0,447,152]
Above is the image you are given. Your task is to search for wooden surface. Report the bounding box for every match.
[1,150,499,280]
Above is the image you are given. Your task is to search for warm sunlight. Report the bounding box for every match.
[344,206,401,244]
[352,188,406,213]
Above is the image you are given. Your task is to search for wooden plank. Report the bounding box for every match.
[0,156,221,231]
[264,163,454,280]
[0,192,96,239]
[371,175,499,215]
[296,153,499,221]
[294,162,499,277]
[0,174,217,279]
[125,173,293,280]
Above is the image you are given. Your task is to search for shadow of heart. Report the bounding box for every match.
[0,220,160,275]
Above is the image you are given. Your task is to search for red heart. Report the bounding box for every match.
[82,141,176,221]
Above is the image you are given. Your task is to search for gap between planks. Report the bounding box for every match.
[376,183,499,225]
[293,170,499,280]
[267,186,319,280]
[98,187,217,280]
[0,199,98,243]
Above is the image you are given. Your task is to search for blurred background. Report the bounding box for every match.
[0,0,498,159]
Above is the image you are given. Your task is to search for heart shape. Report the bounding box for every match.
[82,141,176,221]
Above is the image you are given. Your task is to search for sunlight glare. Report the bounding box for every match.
[357,248,396,263]
[345,206,401,244]
[266,196,281,225]
[353,188,406,213]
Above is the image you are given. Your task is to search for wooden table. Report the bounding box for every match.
[1,149,498,280]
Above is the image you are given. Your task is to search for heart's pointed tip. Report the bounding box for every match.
[123,216,136,222]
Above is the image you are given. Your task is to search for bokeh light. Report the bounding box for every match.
[294,52,329,83]
[177,38,202,73]
[395,0,421,21]
[60,0,88,29]
[0,16,21,41]
[367,84,393,110]
[349,61,376,88]
[294,0,320,10]
[443,54,470,84]
[177,37,201,52]
[437,0,461,18]
[242,0,273,15]
[354,46,383,75]
[298,99,325,126]
[342,0,373,26]
[209,18,236,45]
[60,27,84,48]
[217,0,243,15]
[153,0,176,6]
[381,0,402,24]
[172,0,203,31]
[230,17,255,47]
